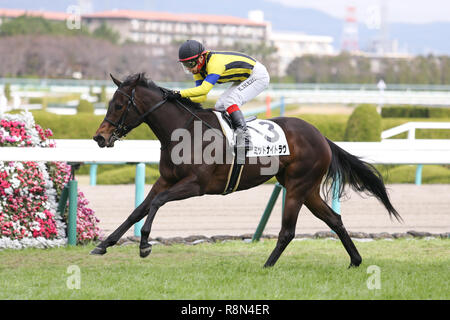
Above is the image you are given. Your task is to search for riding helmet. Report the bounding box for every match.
[178,40,206,62]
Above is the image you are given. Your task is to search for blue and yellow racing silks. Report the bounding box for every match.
[180,51,256,103]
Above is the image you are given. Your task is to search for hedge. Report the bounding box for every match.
[89,163,450,185]
[344,104,381,141]
[96,165,161,185]
[31,111,157,140]
[77,99,94,114]
[376,165,450,184]
[381,105,450,118]
[30,109,349,141]
[29,110,449,142]
[28,93,82,105]
[254,109,348,141]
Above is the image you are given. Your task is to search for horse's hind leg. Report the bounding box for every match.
[305,189,362,268]
[264,190,303,268]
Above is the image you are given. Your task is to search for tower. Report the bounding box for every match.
[341,6,359,52]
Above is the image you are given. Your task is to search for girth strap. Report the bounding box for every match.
[222,153,244,195]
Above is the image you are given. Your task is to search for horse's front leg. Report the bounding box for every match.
[139,176,203,258]
[90,178,170,255]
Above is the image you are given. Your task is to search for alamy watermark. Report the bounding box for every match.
[66,5,81,30]
[366,265,381,290]
[66,265,81,290]
[170,120,280,175]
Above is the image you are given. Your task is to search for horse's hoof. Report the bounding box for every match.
[348,262,361,269]
[90,246,107,255]
[139,244,152,258]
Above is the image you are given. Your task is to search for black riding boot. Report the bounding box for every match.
[229,110,252,152]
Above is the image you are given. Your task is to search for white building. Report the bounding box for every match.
[270,31,335,76]
[82,10,270,47]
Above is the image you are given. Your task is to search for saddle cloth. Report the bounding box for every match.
[213,111,290,157]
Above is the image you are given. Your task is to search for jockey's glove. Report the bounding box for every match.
[165,90,181,100]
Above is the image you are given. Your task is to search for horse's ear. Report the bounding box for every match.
[110,73,122,87]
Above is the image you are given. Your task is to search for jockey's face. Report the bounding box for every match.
[186,55,205,74]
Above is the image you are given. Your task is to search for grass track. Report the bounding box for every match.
[0,239,448,300]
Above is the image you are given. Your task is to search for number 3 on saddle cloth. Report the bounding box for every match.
[213,111,291,195]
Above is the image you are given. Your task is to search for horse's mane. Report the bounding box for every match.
[122,72,204,111]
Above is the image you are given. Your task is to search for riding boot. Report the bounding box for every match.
[228,108,252,153]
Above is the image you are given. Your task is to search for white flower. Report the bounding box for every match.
[10,174,20,189]
[30,221,41,232]
[15,162,24,171]
[36,211,47,219]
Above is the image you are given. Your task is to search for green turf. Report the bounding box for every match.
[0,239,448,300]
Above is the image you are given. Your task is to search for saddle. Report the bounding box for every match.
[220,111,257,129]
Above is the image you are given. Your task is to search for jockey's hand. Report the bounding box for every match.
[164,90,181,101]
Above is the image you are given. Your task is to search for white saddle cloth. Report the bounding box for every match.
[213,111,290,157]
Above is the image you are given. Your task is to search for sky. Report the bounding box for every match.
[1,0,449,24]
[270,0,450,24]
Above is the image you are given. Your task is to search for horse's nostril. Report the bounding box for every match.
[93,135,106,146]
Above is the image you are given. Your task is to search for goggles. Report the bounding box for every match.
[181,59,198,69]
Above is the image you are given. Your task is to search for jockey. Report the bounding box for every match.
[165,39,270,152]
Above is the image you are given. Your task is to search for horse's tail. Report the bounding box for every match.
[323,138,402,222]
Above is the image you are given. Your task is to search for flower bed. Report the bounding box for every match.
[0,111,100,249]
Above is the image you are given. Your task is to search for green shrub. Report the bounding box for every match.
[258,110,349,141]
[429,107,450,118]
[96,165,160,184]
[302,114,348,141]
[344,104,381,141]
[381,105,450,118]
[381,105,429,118]
[377,165,450,184]
[32,111,104,139]
[77,99,94,114]
[32,110,158,140]
[28,109,448,142]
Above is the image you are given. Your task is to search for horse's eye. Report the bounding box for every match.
[115,104,123,111]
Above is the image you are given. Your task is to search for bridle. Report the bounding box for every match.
[104,85,218,144]
[104,87,167,140]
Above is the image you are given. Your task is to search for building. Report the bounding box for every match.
[270,31,334,76]
[82,10,270,47]
[1,7,338,77]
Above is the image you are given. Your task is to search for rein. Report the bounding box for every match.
[174,99,216,131]
[104,86,220,143]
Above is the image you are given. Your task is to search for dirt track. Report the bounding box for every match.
[78,183,450,239]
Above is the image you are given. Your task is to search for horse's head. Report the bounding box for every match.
[93,73,145,148]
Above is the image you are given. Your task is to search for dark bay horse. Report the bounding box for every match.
[91,73,401,268]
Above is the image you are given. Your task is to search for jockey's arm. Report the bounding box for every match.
[184,77,207,103]
[180,73,220,99]
[189,95,207,103]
